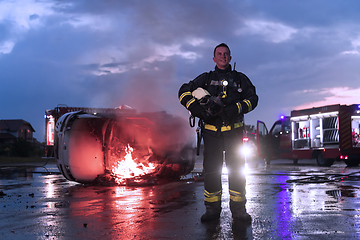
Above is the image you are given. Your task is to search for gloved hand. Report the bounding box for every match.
[200,110,212,122]
[224,104,239,120]
[188,100,203,118]
[188,100,211,121]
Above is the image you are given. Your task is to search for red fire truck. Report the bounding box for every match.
[256,104,360,167]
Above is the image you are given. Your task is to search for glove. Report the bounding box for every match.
[188,100,211,121]
[200,111,212,122]
[224,104,239,120]
[207,96,224,117]
[188,100,204,118]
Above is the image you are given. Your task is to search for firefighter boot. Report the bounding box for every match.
[230,200,252,223]
[201,201,221,222]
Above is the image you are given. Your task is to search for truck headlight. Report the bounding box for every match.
[241,145,252,157]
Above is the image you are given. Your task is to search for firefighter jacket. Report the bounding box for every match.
[178,65,258,134]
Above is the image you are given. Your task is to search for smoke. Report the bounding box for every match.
[120,71,166,112]
[116,111,195,157]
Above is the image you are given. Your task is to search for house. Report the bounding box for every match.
[0,119,35,144]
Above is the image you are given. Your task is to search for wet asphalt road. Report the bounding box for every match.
[1,159,360,240]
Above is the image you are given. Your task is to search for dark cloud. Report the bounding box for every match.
[101,62,123,68]
[29,14,39,20]
[246,0,360,26]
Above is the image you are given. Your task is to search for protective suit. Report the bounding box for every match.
[179,64,258,222]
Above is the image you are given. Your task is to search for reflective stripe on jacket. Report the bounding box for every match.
[204,122,243,132]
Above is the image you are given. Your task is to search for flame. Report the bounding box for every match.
[111,144,158,184]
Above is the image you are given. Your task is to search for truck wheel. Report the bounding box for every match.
[316,153,334,167]
[344,159,360,167]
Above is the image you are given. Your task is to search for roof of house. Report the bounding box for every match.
[0,119,35,132]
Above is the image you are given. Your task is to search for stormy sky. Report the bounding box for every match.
[1,0,360,141]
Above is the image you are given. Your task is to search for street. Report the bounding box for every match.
[1,158,360,240]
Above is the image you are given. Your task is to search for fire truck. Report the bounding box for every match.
[45,105,196,184]
[256,104,360,167]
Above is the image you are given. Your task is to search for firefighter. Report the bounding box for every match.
[178,43,258,223]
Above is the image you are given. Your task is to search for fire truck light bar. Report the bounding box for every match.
[309,111,339,119]
[291,115,308,122]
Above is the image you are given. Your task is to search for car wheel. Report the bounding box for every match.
[316,153,334,167]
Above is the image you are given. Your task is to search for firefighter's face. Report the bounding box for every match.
[213,46,231,70]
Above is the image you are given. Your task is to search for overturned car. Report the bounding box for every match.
[46,106,195,185]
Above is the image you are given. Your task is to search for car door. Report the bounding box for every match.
[256,120,269,159]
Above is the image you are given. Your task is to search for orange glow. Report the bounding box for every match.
[111,144,159,184]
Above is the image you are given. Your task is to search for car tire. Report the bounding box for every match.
[316,153,334,167]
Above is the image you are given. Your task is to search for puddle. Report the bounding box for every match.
[0,163,60,180]
[326,185,358,199]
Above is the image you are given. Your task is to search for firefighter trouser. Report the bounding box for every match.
[202,128,246,205]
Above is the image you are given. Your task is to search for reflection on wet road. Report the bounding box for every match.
[1,160,360,239]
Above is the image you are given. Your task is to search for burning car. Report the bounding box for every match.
[48,106,195,185]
